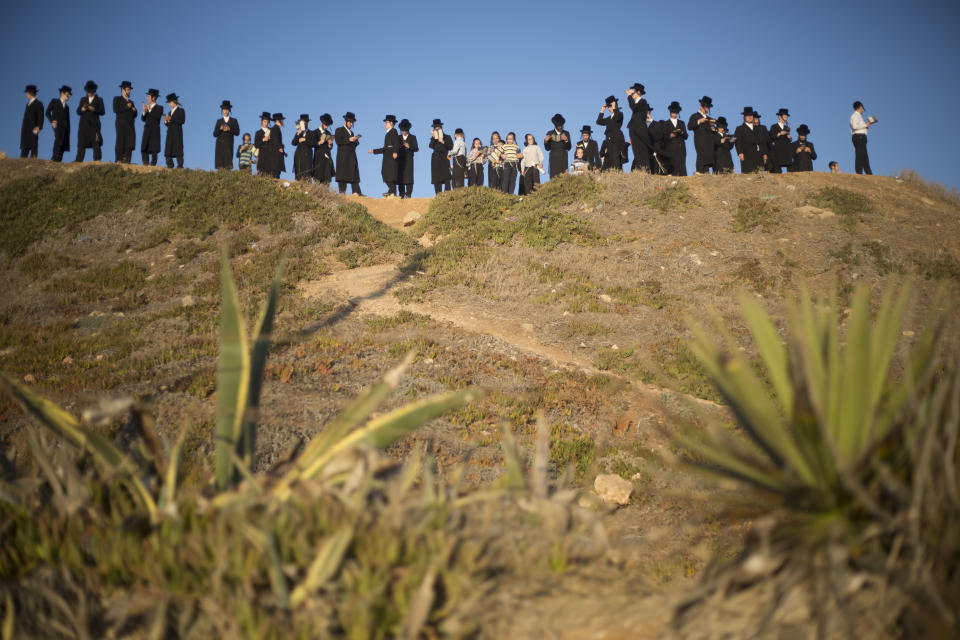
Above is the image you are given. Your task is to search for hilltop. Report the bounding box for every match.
[1,158,958,637]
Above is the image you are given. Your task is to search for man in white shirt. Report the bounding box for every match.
[849,100,873,175]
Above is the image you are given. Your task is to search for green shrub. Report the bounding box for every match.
[643,184,699,214]
[731,197,780,232]
[810,186,873,217]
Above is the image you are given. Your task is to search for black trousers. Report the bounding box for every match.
[488,164,500,189]
[451,156,466,188]
[166,155,183,168]
[115,144,132,163]
[500,163,518,194]
[630,135,650,172]
[852,134,871,175]
[433,180,451,194]
[142,151,158,166]
[20,134,39,158]
[522,167,540,194]
[51,130,67,161]
[337,181,362,195]
[695,156,714,174]
[467,164,483,186]
[401,183,413,198]
[76,144,102,162]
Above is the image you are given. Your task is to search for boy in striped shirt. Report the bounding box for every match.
[499,132,521,194]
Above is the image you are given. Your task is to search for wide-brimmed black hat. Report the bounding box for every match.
[165,93,179,104]
[753,111,762,119]
[454,127,464,135]
[776,108,790,117]
[551,113,565,126]
[431,118,443,127]
[667,101,682,113]
[399,118,411,130]
[604,95,617,106]
[259,111,272,121]
[146,88,160,98]
[343,112,356,122]
[24,84,38,95]
[84,80,98,93]
[298,113,310,123]
[272,112,284,121]
[629,82,645,95]
[383,114,397,123]
[119,80,132,90]
[580,125,592,134]
[741,106,754,116]
[715,116,728,128]
[699,96,713,108]
[220,100,233,110]
[796,124,810,135]
[319,113,333,126]
[58,85,72,94]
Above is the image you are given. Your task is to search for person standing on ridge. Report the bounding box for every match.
[597,96,625,172]
[625,83,652,172]
[688,96,715,174]
[313,113,335,184]
[163,93,185,169]
[213,100,240,169]
[849,100,873,175]
[141,89,162,166]
[113,81,136,163]
[397,118,418,197]
[335,111,362,195]
[20,84,44,158]
[369,114,400,196]
[45,85,71,162]
[768,108,793,173]
[75,81,105,162]
[544,113,571,178]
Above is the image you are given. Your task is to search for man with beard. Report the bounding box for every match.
[661,101,688,176]
[163,93,185,169]
[396,118,418,198]
[544,113,571,178]
[45,85,71,162]
[734,107,765,173]
[625,82,652,172]
[213,100,240,169]
[428,118,453,194]
[688,96,716,174]
[369,114,400,197]
[254,111,277,177]
[140,89,163,166]
[20,84,44,158]
[75,80,105,162]
[291,114,316,181]
[272,113,287,176]
[113,81,137,163]
[335,111,362,195]
[313,113,335,184]
[576,125,600,171]
[768,108,793,173]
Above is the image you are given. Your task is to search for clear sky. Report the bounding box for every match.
[3,0,959,198]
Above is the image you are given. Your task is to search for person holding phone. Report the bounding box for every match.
[163,93,185,169]
[141,89,162,166]
[335,111,362,195]
[313,113,335,185]
[849,101,873,175]
[75,80,105,162]
[113,81,137,163]
[429,118,453,194]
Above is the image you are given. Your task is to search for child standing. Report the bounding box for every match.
[237,133,256,173]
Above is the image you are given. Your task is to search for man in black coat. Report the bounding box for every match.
[20,85,44,158]
[272,113,288,177]
[140,89,162,166]
[254,111,278,177]
[163,93,185,168]
[213,100,240,169]
[313,113,335,184]
[688,96,716,174]
[334,112,362,195]
[789,124,817,172]
[369,114,400,197]
[544,113,571,178]
[75,80,105,162]
[754,111,772,172]
[113,81,137,163]
[734,107,765,173]
[596,96,625,172]
[661,101,688,176]
[576,126,600,171]
[713,117,735,174]
[428,118,453,194]
[397,118,418,198]
[291,114,316,181]
[625,82,652,172]
[45,85,71,162]
[768,108,793,173]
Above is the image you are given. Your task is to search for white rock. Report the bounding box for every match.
[23,374,36,383]
[611,344,619,350]
[402,211,422,226]
[181,295,197,307]
[62,356,74,365]
[594,474,633,505]
[599,294,613,303]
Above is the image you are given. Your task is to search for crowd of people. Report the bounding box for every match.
[17,80,877,198]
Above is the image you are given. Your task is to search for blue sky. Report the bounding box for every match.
[2,0,959,198]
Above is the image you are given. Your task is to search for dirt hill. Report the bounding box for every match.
[1,158,958,637]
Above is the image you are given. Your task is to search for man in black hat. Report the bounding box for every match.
[661,101,688,176]
[272,113,287,177]
[20,85,44,158]
[213,100,240,170]
[754,111,772,172]
[734,107,765,173]
[141,89,162,166]
[369,114,400,197]
[113,81,137,163]
[397,119,418,198]
[713,117,735,174]
[789,125,816,172]
[255,111,278,177]
[428,119,453,194]
[768,108,793,173]
[45,85,71,162]
[313,113,335,184]
[75,81,105,162]
[688,96,716,174]
[597,96,625,172]
[450,128,467,189]
[576,126,600,171]
[335,112,362,195]
[163,93,185,168]
[544,114,571,178]
[291,114,316,181]
[625,83,652,173]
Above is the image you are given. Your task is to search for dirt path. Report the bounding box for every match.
[350,195,432,230]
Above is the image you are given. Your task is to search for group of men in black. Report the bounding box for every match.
[18,80,820,196]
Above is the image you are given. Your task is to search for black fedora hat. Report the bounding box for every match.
[58,85,72,94]
[551,113,565,126]
[399,118,411,130]
[24,84,38,95]
[383,114,397,123]
[319,113,333,126]
[298,113,310,123]
[272,112,285,121]
[629,82,645,94]
[454,127,464,135]
[699,96,713,108]
[165,92,179,103]
[342,112,357,121]
[777,108,790,117]
[753,111,762,119]
[84,80,98,93]
[220,100,233,110]
[431,118,443,127]
[715,116,728,128]
[796,124,810,135]
[259,111,272,121]
[667,101,682,113]
[119,80,132,90]
[146,88,160,98]
[580,125,592,134]
[604,95,617,105]
[741,106,754,115]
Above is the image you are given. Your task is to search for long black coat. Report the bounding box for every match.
[576,139,600,170]
[313,127,335,182]
[768,122,793,168]
[273,126,286,174]
[164,107,185,158]
[255,126,279,177]
[76,95,105,148]
[596,109,625,170]
[213,117,240,169]
[141,104,162,153]
[544,128,571,177]
[334,126,360,183]
[372,127,400,182]
[113,96,137,155]
[648,121,668,174]
[397,132,418,184]
[627,96,653,157]
[789,139,817,172]
[21,99,44,151]
[687,111,715,169]
[429,132,453,184]
[290,127,317,180]
[45,98,70,153]
[661,118,688,176]
[734,123,764,173]
[714,131,735,173]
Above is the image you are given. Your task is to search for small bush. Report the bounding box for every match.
[643,184,699,214]
[732,197,780,232]
[550,436,595,480]
[913,251,960,281]
[862,240,903,275]
[899,168,960,206]
[810,186,873,217]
